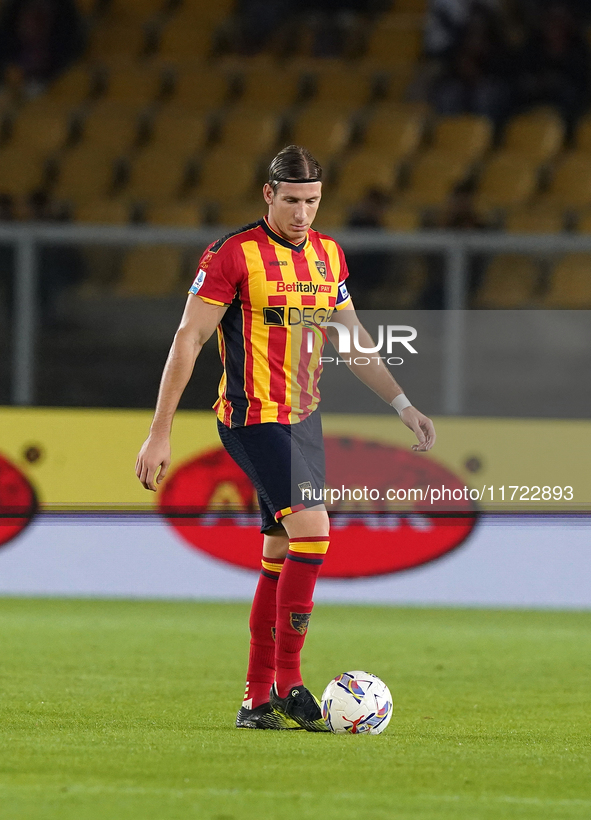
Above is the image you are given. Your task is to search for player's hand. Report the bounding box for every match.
[399,407,436,452]
[135,434,171,491]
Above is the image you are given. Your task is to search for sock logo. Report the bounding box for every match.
[290,612,311,635]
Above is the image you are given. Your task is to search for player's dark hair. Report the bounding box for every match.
[268,145,322,191]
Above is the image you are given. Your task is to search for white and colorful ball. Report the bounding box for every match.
[321,671,393,734]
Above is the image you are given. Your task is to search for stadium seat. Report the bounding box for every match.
[105,0,166,23]
[382,205,421,231]
[575,211,591,232]
[541,152,591,210]
[147,201,203,227]
[215,201,265,227]
[101,64,164,106]
[542,255,591,308]
[401,153,469,207]
[505,206,564,234]
[44,66,96,107]
[0,147,46,195]
[218,109,280,157]
[156,18,217,63]
[289,108,354,165]
[502,108,564,164]
[474,255,541,308]
[53,146,119,201]
[87,22,147,61]
[75,199,131,225]
[311,66,376,110]
[117,246,184,296]
[475,154,538,211]
[362,105,425,161]
[9,105,71,154]
[196,148,258,201]
[379,66,417,102]
[148,111,209,155]
[428,115,492,163]
[240,62,303,112]
[166,67,232,112]
[81,102,142,153]
[366,255,427,309]
[573,114,591,153]
[335,152,398,203]
[364,15,423,67]
[124,148,194,201]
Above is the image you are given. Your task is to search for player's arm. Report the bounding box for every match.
[324,302,436,452]
[136,296,227,491]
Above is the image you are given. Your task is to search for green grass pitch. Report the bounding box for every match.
[0,598,589,820]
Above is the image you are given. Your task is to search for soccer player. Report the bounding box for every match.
[135,145,435,732]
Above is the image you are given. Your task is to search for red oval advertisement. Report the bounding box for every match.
[159,436,477,578]
[0,454,38,548]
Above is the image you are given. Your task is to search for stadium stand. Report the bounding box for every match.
[117,246,184,296]
[474,256,542,308]
[542,255,591,308]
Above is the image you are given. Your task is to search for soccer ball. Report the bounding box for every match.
[321,671,393,734]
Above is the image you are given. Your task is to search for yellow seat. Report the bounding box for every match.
[166,67,231,112]
[475,154,538,210]
[0,146,46,195]
[125,147,193,201]
[218,109,279,156]
[362,106,425,161]
[542,255,591,308]
[379,66,416,102]
[311,201,349,231]
[196,148,258,201]
[312,66,375,110]
[44,66,95,107]
[503,108,564,164]
[87,22,147,61]
[429,115,492,163]
[215,201,264,228]
[505,206,564,234]
[148,201,203,227]
[382,205,421,231]
[576,211,591,232]
[75,199,131,225]
[106,0,166,23]
[240,63,302,112]
[475,256,541,308]
[574,115,591,153]
[117,246,184,296]
[9,105,71,154]
[290,107,353,165]
[53,146,118,201]
[365,15,423,67]
[157,19,216,63]
[81,102,141,153]
[102,64,164,106]
[542,152,591,210]
[401,153,469,207]
[148,111,209,154]
[336,152,398,203]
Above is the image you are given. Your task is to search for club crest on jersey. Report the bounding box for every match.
[315,260,327,279]
[189,269,207,294]
[290,612,311,635]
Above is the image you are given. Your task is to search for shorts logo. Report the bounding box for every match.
[315,260,327,279]
[189,269,207,294]
[263,306,285,326]
[290,612,311,635]
[298,481,312,493]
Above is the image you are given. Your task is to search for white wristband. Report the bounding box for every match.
[390,394,412,414]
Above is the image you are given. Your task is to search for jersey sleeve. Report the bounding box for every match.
[188,242,243,306]
[334,243,351,310]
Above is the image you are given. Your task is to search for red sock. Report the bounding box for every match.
[274,536,330,698]
[243,557,283,709]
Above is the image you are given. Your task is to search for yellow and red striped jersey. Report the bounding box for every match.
[190,216,351,427]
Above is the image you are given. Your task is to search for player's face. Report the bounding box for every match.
[263,181,322,243]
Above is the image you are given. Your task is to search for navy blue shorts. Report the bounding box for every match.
[217,411,325,534]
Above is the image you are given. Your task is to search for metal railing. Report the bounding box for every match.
[3,223,591,412]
